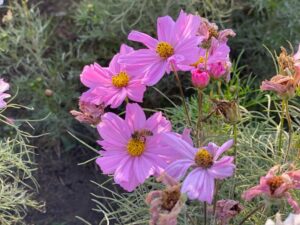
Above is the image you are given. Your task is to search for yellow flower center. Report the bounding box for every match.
[127,138,145,157]
[112,71,129,88]
[156,41,174,59]
[267,176,284,194]
[194,149,213,168]
[191,56,205,67]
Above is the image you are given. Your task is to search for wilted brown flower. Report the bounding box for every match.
[212,99,241,124]
[70,100,104,126]
[146,173,185,225]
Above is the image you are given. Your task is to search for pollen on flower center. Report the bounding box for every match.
[112,71,129,88]
[195,149,213,168]
[267,176,284,193]
[191,56,205,67]
[156,41,174,59]
[127,138,145,157]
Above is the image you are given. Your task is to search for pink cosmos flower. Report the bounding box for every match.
[146,173,185,225]
[193,38,232,81]
[0,79,11,109]
[96,103,172,191]
[162,133,235,204]
[80,44,146,108]
[191,69,210,89]
[119,10,201,86]
[70,100,105,126]
[242,165,300,213]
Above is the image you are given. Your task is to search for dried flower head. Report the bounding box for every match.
[146,173,185,225]
[70,100,105,126]
[214,199,243,225]
[212,99,241,124]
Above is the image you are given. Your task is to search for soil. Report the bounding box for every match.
[24,1,108,224]
[25,146,105,225]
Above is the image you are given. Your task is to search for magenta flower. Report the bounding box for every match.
[162,133,235,204]
[80,44,146,108]
[0,79,11,109]
[191,69,210,89]
[96,103,172,191]
[119,10,201,86]
[70,100,105,126]
[242,165,300,213]
[146,173,185,225]
[193,38,232,81]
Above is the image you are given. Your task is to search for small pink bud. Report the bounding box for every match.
[191,69,210,89]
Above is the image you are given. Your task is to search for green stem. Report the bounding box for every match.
[187,212,197,225]
[238,204,264,225]
[204,201,207,225]
[278,99,285,155]
[283,100,293,163]
[232,123,238,198]
[196,88,203,146]
[171,63,192,127]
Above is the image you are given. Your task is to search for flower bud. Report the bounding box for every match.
[191,69,210,89]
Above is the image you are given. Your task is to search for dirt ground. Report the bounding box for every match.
[24,1,107,224]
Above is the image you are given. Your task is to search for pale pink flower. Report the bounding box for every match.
[146,173,185,225]
[191,69,210,89]
[119,10,201,86]
[242,166,300,213]
[265,213,300,225]
[96,103,172,191]
[80,44,146,108]
[70,100,105,126]
[162,133,235,204]
[214,199,243,225]
[0,79,11,109]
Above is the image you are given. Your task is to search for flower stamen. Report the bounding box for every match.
[267,176,284,194]
[127,138,145,157]
[161,185,181,211]
[195,149,213,168]
[112,71,129,88]
[156,42,174,59]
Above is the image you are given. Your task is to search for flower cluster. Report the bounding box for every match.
[73,8,300,225]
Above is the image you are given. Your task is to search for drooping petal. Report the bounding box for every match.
[165,159,194,181]
[143,60,167,86]
[128,30,158,49]
[213,139,234,160]
[208,156,235,179]
[161,132,196,160]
